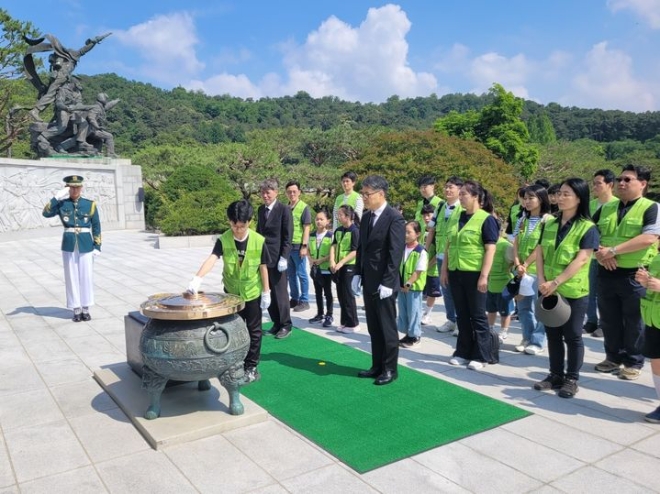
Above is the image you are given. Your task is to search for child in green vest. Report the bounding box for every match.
[187,199,271,384]
[398,221,428,347]
[421,203,441,325]
[330,205,360,333]
[307,207,335,328]
[487,236,515,342]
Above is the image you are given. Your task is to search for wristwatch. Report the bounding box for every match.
[608,246,617,256]
[301,244,308,248]
[405,282,412,288]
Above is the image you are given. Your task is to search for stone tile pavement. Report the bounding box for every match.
[0,230,659,493]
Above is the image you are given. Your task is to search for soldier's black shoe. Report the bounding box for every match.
[81,312,91,321]
[72,313,82,322]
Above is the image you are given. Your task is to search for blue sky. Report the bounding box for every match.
[4,0,660,111]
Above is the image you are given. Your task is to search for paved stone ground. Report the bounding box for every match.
[1,230,659,493]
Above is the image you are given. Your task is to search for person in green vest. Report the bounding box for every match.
[414,175,443,224]
[330,205,360,333]
[397,220,428,348]
[42,175,102,322]
[634,251,660,423]
[187,199,272,384]
[584,169,618,336]
[593,164,660,380]
[332,171,364,231]
[425,176,464,335]
[285,180,312,312]
[441,180,500,370]
[534,178,599,398]
[512,184,552,355]
[505,187,525,242]
[487,235,515,343]
[420,204,441,325]
[307,207,334,328]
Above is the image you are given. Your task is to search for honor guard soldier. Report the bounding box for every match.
[43,175,102,321]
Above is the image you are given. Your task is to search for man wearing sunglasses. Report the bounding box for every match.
[593,165,660,380]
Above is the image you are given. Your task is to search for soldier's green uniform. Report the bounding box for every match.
[42,175,101,321]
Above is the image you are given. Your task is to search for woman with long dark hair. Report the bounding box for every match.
[441,180,500,370]
[534,178,599,398]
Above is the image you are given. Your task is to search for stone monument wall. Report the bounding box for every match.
[0,157,145,241]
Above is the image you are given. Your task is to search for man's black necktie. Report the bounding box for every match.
[367,212,376,238]
[264,207,270,220]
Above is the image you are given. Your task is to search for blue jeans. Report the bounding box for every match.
[397,290,423,338]
[517,276,546,347]
[437,257,456,322]
[586,259,599,324]
[287,247,309,303]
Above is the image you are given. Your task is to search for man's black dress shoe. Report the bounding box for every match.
[357,368,381,378]
[374,370,398,385]
[72,313,82,322]
[266,326,280,335]
[275,327,292,339]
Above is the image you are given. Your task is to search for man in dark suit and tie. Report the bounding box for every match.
[256,179,294,339]
[352,175,406,385]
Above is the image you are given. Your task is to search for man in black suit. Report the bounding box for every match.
[352,175,406,385]
[256,179,294,339]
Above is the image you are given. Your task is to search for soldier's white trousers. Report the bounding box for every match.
[62,248,94,309]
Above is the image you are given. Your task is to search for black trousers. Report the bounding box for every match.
[597,271,645,369]
[448,270,493,363]
[336,265,358,327]
[545,296,588,380]
[240,297,263,369]
[364,291,399,373]
[267,266,292,332]
[313,272,333,317]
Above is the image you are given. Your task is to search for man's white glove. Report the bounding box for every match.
[277,256,288,272]
[260,291,271,309]
[92,250,101,257]
[351,275,362,297]
[187,275,203,294]
[55,187,70,201]
[378,284,393,299]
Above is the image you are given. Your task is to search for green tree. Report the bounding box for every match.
[1,9,40,154]
[527,113,557,144]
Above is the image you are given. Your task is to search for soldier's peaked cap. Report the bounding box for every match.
[63,175,84,187]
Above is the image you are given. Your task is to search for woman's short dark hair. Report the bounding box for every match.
[227,199,254,223]
[522,184,551,215]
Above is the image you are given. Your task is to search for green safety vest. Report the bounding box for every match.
[290,200,308,244]
[517,217,543,275]
[435,202,463,256]
[400,244,427,291]
[448,209,490,272]
[597,197,658,268]
[540,217,594,298]
[220,231,265,302]
[423,230,438,277]
[309,231,333,270]
[509,203,521,229]
[333,227,356,265]
[415,196,442,224]
[488,238,514,293]
[334,191,360,211]
[640,252,660,328]
[589,196,618,216]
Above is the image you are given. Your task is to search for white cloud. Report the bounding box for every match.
[569,41,656,111]
[189,4,438,102]
[468,52,533,98]
[608,0,660,28]
[114,12,204,84]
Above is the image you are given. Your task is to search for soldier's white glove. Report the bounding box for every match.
[187,276,203,294]
[351,275,362,297]
[92,250,101,257]
[260,291,271,309]
[55,187,70,201]
[277,256,288,272]
[426,220,436,228]
[378,284,393,299]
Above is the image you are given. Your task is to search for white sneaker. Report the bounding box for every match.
[499,330,509,341]
[514,339,529,353]
[452,328,459,337]
[336,325,346,333]
[421,314,432,325]
[468,361,486,370]
[342,325,361,333]
[524,344,543,355]
[437,320,456,333]
[449,356,469,366]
